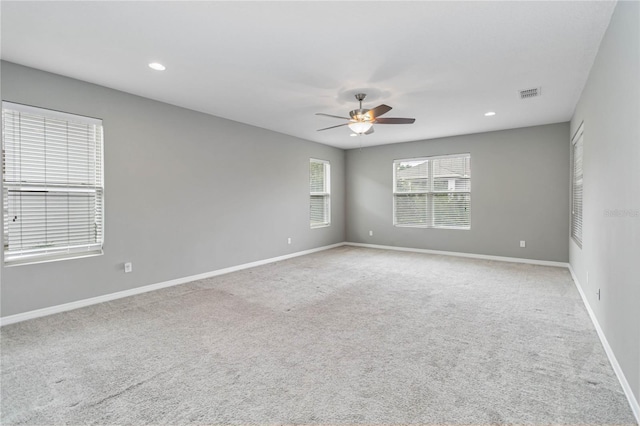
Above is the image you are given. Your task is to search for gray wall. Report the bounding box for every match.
[346,123,570,262]
[0,61,345,317]
[569,1,640,407]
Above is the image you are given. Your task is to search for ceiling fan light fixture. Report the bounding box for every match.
[348,121,373,134]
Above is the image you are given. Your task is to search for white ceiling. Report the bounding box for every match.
[1,1,615,149]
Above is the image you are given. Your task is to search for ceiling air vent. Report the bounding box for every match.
[519,87,541,99]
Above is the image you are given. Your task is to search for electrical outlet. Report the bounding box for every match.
[520,240,526,248]
[369,230,373,237]
[124,262,132,273]
[287,237,292,245]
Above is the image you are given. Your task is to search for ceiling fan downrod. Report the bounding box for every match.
[352,93,369,121]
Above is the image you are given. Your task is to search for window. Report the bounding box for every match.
[393,154,471,229]
[571,124,584,247]
[309,158,330,228]
[2,102,104,265]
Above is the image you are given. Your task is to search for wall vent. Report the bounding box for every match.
[519,87,541,99]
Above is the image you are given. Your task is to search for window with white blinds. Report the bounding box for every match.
[571,125,584,247]
[310,158,330,228]
[393,154,471,229]
[2,102,104,265]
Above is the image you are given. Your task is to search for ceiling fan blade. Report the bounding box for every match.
[316,113,350,120]
[317,123,349,131]
[366,104,392,120]
[364,127,375,135]
[375,117,416,124]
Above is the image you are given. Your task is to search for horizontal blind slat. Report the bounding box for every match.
[310,159,330,226]
[571,134,584,246]
[394,154,471,229]
[2,104,104,264]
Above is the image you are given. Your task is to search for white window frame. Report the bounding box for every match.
[571,123,584,248]
[309,158,330,228]
[393,153,471,229]
[2,101,104,266]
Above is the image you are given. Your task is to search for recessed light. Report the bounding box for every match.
[350,133,358,137]
[148,62,166,71]
[484,111,496,117]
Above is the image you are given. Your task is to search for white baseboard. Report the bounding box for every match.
[568,265,640,423]
[0,242,345,327]
[345,242,569,268]
[3,241,636,421]
[0,242,568,326]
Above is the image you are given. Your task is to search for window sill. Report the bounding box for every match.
[310,223,331,229]
[4,250,103,267]
[394,224,470,230]
[571,237,583,249]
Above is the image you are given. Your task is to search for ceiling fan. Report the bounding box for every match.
[316,93,415,135]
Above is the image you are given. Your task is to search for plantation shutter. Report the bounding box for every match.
[310,159,330,227]
[2,102,104,264]
[571,128,583,247]
[393,154,471,229]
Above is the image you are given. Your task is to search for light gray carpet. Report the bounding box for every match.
[1,246,636,425]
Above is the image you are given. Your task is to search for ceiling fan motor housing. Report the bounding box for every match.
[350,108,371,121]
[351,93,370,121]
